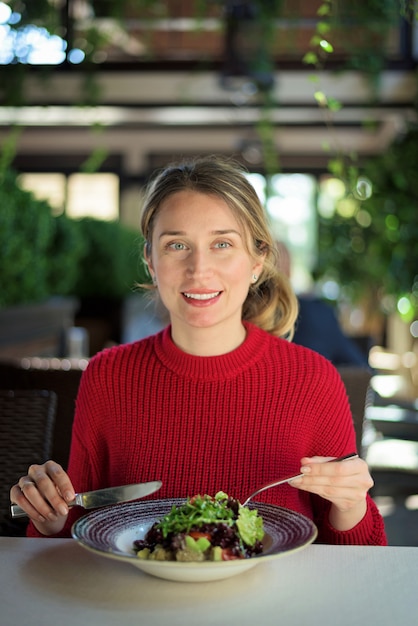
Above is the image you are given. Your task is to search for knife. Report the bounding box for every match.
[10,480,162,518]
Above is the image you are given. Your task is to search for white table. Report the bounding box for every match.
[1,537,417,626]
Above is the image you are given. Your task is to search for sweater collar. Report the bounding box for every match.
[153,321,270,381]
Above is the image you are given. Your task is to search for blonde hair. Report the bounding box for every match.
[139,156,298,339]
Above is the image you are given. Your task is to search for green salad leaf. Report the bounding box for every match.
[236,506,265,547]
[157,493,236,538]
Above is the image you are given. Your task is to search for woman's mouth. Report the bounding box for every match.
[183,291,221,301]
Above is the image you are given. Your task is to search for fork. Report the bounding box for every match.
[242,453,359,506]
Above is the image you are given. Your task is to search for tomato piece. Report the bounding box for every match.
[221,549,242,561]
[189,531,211,541]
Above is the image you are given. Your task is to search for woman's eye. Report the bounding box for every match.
[168,242,186,251]
[215,241,231,249]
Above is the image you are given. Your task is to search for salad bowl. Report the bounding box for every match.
[72,498,317,582]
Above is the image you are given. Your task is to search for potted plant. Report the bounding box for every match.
[0,166,84,357]
[0,163,149,357]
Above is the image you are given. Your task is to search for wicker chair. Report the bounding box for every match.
[0,389,57,536]
[0,359,84,468]
[337,366,373,457]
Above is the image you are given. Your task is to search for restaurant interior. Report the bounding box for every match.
[0,1,417,545]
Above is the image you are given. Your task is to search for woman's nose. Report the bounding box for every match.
[185,247,213,278]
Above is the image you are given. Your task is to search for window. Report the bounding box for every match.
[246,172,317,293]
[66,173,119,220]
[18,172,119,221]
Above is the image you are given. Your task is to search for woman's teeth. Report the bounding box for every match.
[183,292,220,300]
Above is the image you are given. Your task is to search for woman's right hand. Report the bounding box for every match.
[10,460,75,535]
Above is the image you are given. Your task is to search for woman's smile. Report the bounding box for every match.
[181,290,222,305]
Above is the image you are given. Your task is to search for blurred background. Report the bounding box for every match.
[0,1,417,542]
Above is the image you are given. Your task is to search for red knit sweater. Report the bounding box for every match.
[28,322,386,544]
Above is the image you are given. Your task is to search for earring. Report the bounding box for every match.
[252,274,258,283]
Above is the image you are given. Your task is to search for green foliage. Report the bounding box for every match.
[315,126,418,316]
[0,169,90,307]
[0,169,149,308]
[10,0,58,26]
[71,217,148,299]
[46,214,87,297]
[0,168,54,307]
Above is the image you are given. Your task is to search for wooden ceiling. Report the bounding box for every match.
[1,0,417,176]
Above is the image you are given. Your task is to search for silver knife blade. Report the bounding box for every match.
[10,480,162,518]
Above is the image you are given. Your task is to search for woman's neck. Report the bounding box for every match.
[170,319,247,356]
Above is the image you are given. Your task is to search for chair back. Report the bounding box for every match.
[0,359,84,468]
[337,367,373,457]
[0,389,57,535]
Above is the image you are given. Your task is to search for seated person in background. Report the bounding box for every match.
[276,242,370,368]
[294,297,370,367]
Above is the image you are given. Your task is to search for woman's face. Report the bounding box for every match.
[145,189,265,346]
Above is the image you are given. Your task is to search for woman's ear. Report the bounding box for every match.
[144,242,153,269]
[252,247,267,279]
[144,242,156,282]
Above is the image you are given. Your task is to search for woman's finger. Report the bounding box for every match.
[290,456,373,510]
[10,461,75,521]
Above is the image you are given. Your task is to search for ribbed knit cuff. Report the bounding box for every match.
[315,496,388,546]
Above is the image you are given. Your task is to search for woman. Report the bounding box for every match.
[11,156,386,544]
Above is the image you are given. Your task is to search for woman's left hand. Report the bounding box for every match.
[290,455,374,531]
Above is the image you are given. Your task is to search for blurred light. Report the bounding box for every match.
[355,209,372,227]
[397,296,412,316]
[241,143,263,164]
[0,26,14,63]
[322,177,346,199]
[18,173,66,215]
[353,176,372,200]
[267,196,310,224]
[272,174,315,197]
[67,48,85,64]
[370,375,405,397]
[319,39,333,53]
[245,173,265,204]
[369,348,401,370]
[67,173,119,220]
[317,195,335,218]
[406,495,418,511]
[410,320,418,338]
[321,280,339,300]
[0,2,11,24]
[336,198,357,218]
[0,21,67,65]
[8,12,21,25]
[26,32,66,64]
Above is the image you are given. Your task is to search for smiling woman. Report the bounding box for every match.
[139,156,297,345]
[12,155,387,548]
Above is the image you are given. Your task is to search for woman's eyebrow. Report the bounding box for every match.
[158,230,189,240]
[211,229,242,237]
[158,229,242,238]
